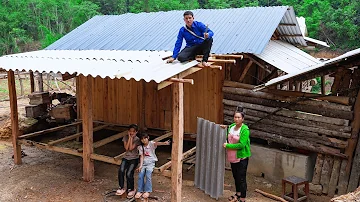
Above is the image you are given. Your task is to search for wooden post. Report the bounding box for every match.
[7,70,22,164]
[30,71,35,93]
[321,76,326,95]
[346,88,360,192]
[47,73,50,91]
[171,82,184,202]
[37,72,44,92]
[16,70,24,96]
[80,75,94,182]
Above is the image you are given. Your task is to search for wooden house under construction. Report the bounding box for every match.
[1,6,360,201]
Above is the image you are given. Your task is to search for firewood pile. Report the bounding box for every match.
[331,187,360,202]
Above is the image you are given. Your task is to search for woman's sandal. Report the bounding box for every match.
[228,194,241,202]
[135,192,143,199]
[142,192,150,198]
[228,194,238,202]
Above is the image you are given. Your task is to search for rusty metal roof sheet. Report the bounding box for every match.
[255,40,320,74]
[46,6,306,54]
[0,50,199,83]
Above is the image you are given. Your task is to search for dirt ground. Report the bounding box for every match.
[0,98,332,202]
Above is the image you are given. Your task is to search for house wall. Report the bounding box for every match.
[78,68,224,134]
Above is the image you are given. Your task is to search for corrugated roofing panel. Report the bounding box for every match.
[46,6,294,54]
[0,50,199,83]
[255,40,320,73]
[277,7,307,46]
[195,118,226,200]
[259,48,360,88]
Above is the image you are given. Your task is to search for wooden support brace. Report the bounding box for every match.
[90,153,121,165]
[158,146,196,172]
[245,54,272,73]
[30,71,35,93]
[19,121,82,139]
[239,61,254,82]
[157,67,202,90]
[77,130,127,152]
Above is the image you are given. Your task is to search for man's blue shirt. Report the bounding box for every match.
[172,21,214,59]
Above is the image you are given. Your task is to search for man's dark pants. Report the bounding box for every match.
[177,38,213,62]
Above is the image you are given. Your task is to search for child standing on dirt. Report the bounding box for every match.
[135,133,171,199]
[116,124,141,198]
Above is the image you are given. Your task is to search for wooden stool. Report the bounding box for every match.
[282,176,309,202]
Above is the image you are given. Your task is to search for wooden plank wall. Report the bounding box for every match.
[78,68,224,134]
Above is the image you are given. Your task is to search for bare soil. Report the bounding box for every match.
[0,98,331,202]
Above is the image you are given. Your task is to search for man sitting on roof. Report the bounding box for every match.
[167,11,214,67]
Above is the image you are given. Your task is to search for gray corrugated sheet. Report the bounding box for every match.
[195,118,226,200]
[259,48,360,88]
[46,6,306,54]
[255,40,320,74]
[0,50,199,83]
[277,7,306,46]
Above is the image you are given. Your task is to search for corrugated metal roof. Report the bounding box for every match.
[255,40,320,74]
[304,36,330,47]
[0,50,199,83]
[46,6,306,54]
[258,48,360,88]
[277,7,307,46]
[195,118,226,200]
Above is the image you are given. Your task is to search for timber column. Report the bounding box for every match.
[7,70,22,164]
[171,82,184,202]
[80,75,94,181]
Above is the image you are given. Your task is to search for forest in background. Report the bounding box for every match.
[0,0,359,56]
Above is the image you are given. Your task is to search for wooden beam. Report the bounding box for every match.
[48,124,109,146]
[78,131,127,152]
[171,82,184,202]
[30,71,35,93]
[158,146,196,172]
[8,70,21,164]
[157,67,202,90]
[224,80,351,105]
[239,61,253,82]
[279,23,296,26]
[18,139,82,157]
[167,78,194,84]
[196,58,236,64]
[196,64,222,70]
[211,54,243,59]
[279,34,303,37]
[19,121,82,139]
[80,75,94,182]
[90,153,121,165]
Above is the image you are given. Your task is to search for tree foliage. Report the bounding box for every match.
[0,0,359,56]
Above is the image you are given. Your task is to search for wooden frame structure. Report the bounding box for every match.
[6,58,231,202]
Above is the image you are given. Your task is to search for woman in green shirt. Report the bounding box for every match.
[222,106,251,202]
